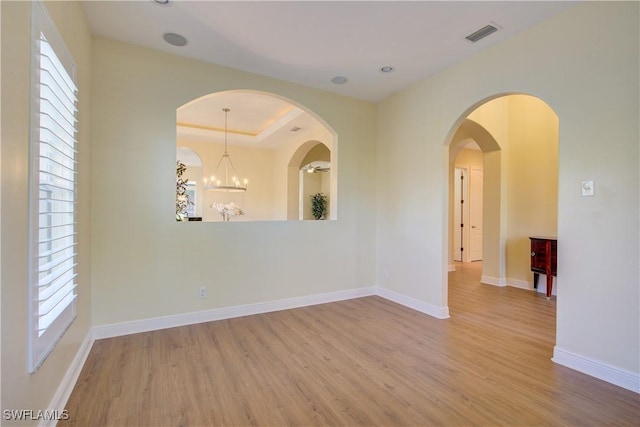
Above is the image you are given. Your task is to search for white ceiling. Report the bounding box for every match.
[82,1,577,103]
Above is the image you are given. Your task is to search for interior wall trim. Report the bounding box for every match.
[41,331,95,427]
[93,286,454,340]
[93,287,377,340]
[480,275,507,287]
[507,278,532,289]
[508,277,557,296]
[552,346,640,394]
[377,287,450,319]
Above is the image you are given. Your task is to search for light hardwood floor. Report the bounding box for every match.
[60,262,639,426]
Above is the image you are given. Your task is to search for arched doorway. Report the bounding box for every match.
[287,141,332,220]
[445,94,559,306]
[448,120,502,279]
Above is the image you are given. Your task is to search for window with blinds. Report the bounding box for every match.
[28,1,79,373]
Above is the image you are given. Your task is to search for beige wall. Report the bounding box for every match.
[1,0,93,420]
[378,1,638,374]
[0,1,3,411]
[90,37,377,326]
[454,148,483,170]
[504,95,558,283]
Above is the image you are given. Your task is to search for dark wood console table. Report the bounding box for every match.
[529,236,557,299]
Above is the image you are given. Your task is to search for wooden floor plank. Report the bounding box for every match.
[60,262,640,426]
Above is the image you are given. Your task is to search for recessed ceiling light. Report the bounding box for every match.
[152,0,170,6]
[380,66,395,73]
[163,32,187,47]
[331,76,348,85]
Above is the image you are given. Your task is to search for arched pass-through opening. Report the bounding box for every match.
[176,90,337,221]
[444,94,559,312]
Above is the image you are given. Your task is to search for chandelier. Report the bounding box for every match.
[204,108,248,192]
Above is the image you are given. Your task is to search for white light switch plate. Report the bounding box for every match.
[581,180,594,196]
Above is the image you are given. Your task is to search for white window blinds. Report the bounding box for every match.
[28,1,79,373]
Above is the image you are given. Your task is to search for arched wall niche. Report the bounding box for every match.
[443,93,559,306]
[176,90,337,221]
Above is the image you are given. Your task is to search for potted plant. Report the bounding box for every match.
[310,192,327,220]
[176,160,193,221]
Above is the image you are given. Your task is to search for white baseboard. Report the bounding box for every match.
[552,346,640,393]
[468,273,554,295]
[507,278,531,290]
[377,287,450,319]
[93,287,377,339]
[93,286,452,340]
[481,275,507,287]
[508,277,557,296]
[41,331,94,427]
[448,264,456,272]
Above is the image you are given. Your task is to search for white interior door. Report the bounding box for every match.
[469,168,483,261]
[453,168,467,262]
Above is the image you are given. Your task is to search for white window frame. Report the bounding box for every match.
[28,1,79,373]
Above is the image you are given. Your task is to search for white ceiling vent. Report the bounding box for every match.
[465,24,499,43]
